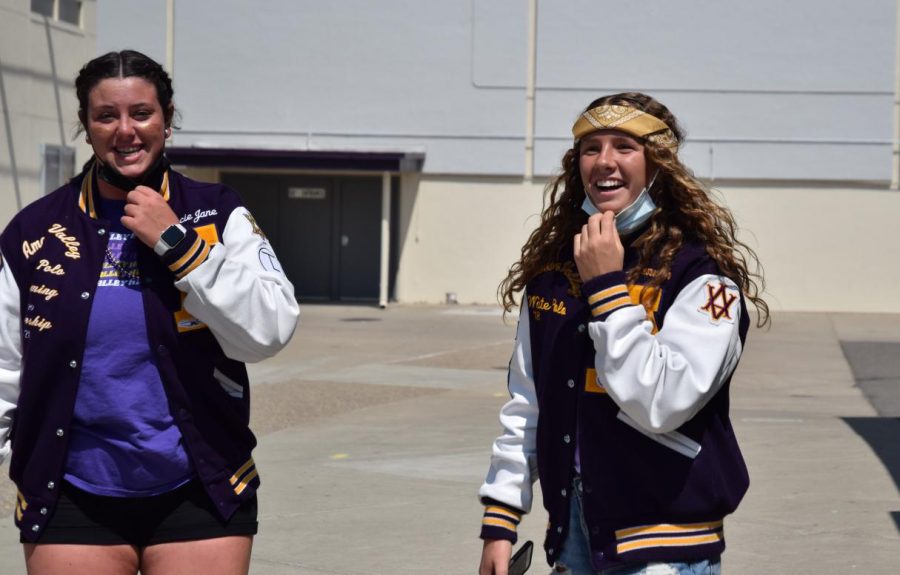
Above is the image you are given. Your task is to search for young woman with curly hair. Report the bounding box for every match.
[478,92,767,575]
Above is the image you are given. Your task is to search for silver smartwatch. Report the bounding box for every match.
[154,223,187,256]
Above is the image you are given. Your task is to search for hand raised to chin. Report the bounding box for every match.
[573,210,624,282]
[121,185,179,248]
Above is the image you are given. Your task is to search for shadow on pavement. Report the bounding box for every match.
[842,417,900,534]
[840,341,900,417]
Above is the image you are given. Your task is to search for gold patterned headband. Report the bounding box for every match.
[572,105,678,150]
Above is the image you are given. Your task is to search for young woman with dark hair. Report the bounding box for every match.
[0,50,299,574]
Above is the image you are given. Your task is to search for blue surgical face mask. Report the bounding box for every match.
[581,170,659,235]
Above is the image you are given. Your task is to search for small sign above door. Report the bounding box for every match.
[287,187,327,200]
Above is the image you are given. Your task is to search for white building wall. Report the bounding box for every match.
[96,0,529,176]
[0,0,97,227]
[96,0,167,66]
[394,178,900,313]
[392,176,544,305]
[92,0,900,312]
[533,0,895,181]
[94,0,897,181]
[717,183,900,313]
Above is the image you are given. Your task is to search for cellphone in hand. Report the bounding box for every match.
[508,540,533,575]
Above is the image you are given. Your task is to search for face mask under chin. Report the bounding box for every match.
[95,153,170,192]
[581,170,659,235]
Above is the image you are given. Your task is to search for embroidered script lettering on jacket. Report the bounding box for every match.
[527,294,567,319]
[24,315,53,331]
[47,224,81,259]
[22,237,45,259]
[29,284,59,301]
[180,208,219,224]
[36,259,65,275]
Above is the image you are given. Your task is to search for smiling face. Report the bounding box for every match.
[578,129,650,215]
[84,77,169,182]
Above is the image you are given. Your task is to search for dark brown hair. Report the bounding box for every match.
[75,50,176,132]
[499,92,769,327]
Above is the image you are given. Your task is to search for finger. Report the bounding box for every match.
[127,186,156,203]
[130,185,158,200]
[612,218,624,248]
[607,210,622,243]
[587,212,604,237]
[573,233,582,257]
[581,219,592,243]
[581,220,590,243]
[125,189,143,204]
[600,210,616,239]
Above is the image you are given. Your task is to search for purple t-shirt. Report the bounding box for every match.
[64,198,193,497]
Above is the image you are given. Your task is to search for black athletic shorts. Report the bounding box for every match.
[23,480,258,546]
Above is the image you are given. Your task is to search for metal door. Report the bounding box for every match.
[221,173,380,301]
[336,178,381,301]
[278,177,335,300]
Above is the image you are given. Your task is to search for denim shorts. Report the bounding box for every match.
[553,478,720,575]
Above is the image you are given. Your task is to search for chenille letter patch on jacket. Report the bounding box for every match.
[699,281,738,324]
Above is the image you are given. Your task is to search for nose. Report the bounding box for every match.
[116,115,136,139]
[597,146,613,166]
[595,144,615,170]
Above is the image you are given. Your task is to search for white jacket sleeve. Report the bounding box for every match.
[0,250,21,463]
[478,300,540,513]
[175,207,300,363]
[588,274,743,434]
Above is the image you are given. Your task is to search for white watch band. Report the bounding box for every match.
[153,223,187,256]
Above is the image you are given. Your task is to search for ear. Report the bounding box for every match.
[164,102,175,126]
[79,113,91,144]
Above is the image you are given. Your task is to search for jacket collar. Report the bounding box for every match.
[77,161,170,219]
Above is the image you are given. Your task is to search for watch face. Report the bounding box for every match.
[162,225,186,247]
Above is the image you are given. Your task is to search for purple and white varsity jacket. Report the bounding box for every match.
[0,165,299,541]
[479,238,750,570]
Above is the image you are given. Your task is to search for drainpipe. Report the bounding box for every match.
[379,172,391,308]
[0,58,21,211]
[524,0,537,182]
[892,0,900,189]
[166,0,175,85]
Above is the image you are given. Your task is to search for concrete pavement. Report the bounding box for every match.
[0,305,898,573]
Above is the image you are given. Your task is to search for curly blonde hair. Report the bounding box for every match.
[499,92,769,327]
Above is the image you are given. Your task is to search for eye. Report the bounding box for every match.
[133,109,152,120]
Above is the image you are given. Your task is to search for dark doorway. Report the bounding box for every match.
[221,173,382,301]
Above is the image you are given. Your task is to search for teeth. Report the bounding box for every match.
[117,147,141,154]
[595,180,623,189]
